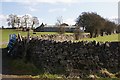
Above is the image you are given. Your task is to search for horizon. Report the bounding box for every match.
[0,0,119,28]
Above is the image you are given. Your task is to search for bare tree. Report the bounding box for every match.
[7,14,17,28]
[31,16,39,30]
[16,17,21,29]
[74,25,81,40]
[22,15,30,28]
[57,16,63,25]
[56,16,66,34]
[7,14,40,30]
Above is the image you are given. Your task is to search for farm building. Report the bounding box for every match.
[34,23,80,32]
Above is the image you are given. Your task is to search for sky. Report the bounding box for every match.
[0,0,119,27]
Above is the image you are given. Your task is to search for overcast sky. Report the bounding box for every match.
[0,0,119,27]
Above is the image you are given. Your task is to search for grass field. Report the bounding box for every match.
[0,29,120,48]
[81,33,120,42]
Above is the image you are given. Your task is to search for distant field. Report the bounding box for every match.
[81,33,120,42]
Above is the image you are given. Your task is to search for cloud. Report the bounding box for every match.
[1,0,119,3]
[20,1,39,6]
[1,0,79,3]
[48,8,66,13]
[64,18,75,25]
[29,7,37,12]
[0,14,7,20]
[0,14,8,27]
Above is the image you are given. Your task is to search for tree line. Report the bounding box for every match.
[7,14,39,30]
[76,12,118,38]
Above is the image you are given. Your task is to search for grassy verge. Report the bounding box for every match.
[32,73,62,79]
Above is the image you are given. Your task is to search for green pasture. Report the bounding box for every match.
[80,33,120,42]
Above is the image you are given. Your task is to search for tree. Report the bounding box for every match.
[31,16,39,30]
[117,25,120,33]
[76,12,117,37]
[16,17,21,29]
[56,16,66,34]
[57,16,63,25]
[104,20,117,35]
[76,12,105,38]
[7,14,40,30]
[22,15,30,28]
[7,14,18,28]
[74,25,81,40]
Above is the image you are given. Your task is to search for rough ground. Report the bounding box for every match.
[1,48,62,80]
[1,48,33,79]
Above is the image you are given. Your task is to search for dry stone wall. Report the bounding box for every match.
[31,34,90,42]
[11,37,120,78]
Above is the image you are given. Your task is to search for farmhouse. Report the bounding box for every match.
[34,23,80,32]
